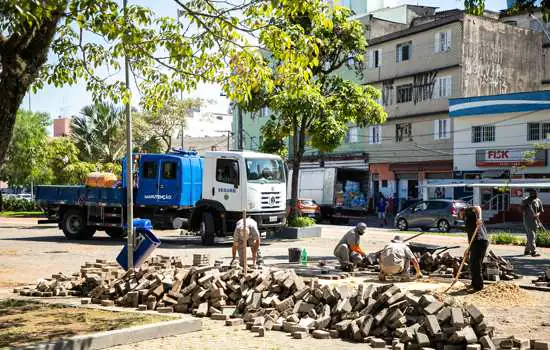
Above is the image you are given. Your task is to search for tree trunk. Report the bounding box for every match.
[290,116,307,219]
[0,7,65,166]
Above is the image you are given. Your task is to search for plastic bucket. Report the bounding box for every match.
[288,248,302,263]
[116,219,161,270]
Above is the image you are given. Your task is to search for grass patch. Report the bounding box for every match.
[0,211,44,218]
[489,231,526,246]
[287,216,316,228]
[0,299,174,348]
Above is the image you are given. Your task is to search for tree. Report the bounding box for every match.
[71,102,125,163]
[0,110,52,187]
[135,97,204,153]
[235,2,387,216]
[466,0,550,20]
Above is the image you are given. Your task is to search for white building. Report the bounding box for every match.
[448,90,550,220]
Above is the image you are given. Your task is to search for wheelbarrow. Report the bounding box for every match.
[407,242,460,256]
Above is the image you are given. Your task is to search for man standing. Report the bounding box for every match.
[231,217,263,267]
[379,236,422,281]
[460,206,488,291]
[334,222,367,271]
[522,190,544,257]
[377,196,387,227]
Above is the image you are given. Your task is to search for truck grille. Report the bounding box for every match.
[261,192,282,209]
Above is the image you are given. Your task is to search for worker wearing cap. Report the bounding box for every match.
[522,189,544,257]
[334,223,368,271]
[231,217,263,267]
[459,205,488,291]
[379,235,422,281]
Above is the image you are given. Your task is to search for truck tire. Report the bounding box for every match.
[61,209,96,240]
[105,228,126,238]
[200,212,216,246]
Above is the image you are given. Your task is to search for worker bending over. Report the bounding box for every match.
[379,235,422,281]
[459,206,488,291]
[334,223,367,271]
[231,217,263,267]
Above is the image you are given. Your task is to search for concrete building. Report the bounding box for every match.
[53,116,72,137]
[362,10,542,208]
[449,90,550,222]
[173,110,233,153]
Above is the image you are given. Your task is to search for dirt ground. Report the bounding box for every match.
[1,218,550,348]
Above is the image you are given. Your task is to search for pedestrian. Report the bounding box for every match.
[334,222,367,271]
[379,235,422,281]
[521,189,544,257]
[459,205,489,291]
[231,216,263,267]
[377,196,387,227]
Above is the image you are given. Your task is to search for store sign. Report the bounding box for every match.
[476,149,546,167]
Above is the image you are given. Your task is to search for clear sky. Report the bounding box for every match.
[27,0,508,122]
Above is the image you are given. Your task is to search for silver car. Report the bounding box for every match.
[394,199,467,233]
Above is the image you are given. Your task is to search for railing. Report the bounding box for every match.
[481,193,510,222]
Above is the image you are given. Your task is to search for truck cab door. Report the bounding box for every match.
[210,157,241,212]
[136,157,160,206]
[158,159,180,206]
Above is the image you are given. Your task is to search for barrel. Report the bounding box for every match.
[288,248,302,263]
[116,218,161,270]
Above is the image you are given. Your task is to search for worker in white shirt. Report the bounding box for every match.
[231,217,263,267]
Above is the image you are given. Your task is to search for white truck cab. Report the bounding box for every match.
[193,151,287,244]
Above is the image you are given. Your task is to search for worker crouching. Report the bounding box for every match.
[231,217,263,268]
[334,223,367,272]
[379,236,422,281]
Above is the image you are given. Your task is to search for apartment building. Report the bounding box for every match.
[362,10,542,206]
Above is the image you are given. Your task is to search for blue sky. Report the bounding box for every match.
[28,0,507,122]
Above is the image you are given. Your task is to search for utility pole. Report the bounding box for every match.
[123,0,134,270]
[238,104,243,150]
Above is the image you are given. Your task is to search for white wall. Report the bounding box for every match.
[453,110,550,174]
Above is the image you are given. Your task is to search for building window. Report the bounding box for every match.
[382,180,388,188]
[250,136,257,150]
[259,135,263,147]
[434,31,451,53]
[434,119,451,140]
[472,125,495,143]
[396,84,413,104]
[346,126,359,144]
[527,122,550,141]
[369,125,382,144]
[396,41,412,62]
[433,76,452,99]
[368,49,381,68]
[396,123,412,142]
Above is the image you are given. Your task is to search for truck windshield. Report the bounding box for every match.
[246,158,285,184]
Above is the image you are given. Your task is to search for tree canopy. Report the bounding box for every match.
[466,0,550,20]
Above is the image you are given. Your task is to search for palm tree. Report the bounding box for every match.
[71,103,125,163]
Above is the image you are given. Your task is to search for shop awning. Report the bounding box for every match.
[421,180,550,188]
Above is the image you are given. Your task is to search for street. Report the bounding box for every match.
[1,218,550,348]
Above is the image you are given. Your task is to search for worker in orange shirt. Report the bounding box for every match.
[334,222,367,271]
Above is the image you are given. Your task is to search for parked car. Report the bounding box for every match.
[286,199,321,220]
[17,193,33,201]
[394,199,467,233]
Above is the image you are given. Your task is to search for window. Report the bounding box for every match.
[142,161,157,179]
[396,41,412,62]
[216,159,239,185]
[396,84,413,104]
[433,76,452,99]
[434,119,451,140]
[369,125,382,144]
[259,135,264,147]
[472,125,495,143]
[382,180,388,188]
[527,122,550,141]
[260,107,269,118]
[503,20,517,26]
[413,202,428,212]
[368,49,381,68]
[434,31,451,53]
[346,126,359,143]
[427,201,448,210]
[396,123,412,142]
[162,161,177,179]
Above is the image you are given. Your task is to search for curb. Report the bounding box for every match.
[15,317,202,350]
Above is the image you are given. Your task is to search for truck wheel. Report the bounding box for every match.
[62,209,95,240]
[200,212,216,245]
[105,228,126,238]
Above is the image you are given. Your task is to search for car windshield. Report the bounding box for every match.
[300,199,316,206]
[246,158,285,184]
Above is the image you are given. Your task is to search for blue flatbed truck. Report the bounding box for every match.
[36,150,287,245]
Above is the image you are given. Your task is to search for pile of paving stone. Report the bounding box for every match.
[17,258,503,348]
[532,269,550,287]
[418,250,520,281]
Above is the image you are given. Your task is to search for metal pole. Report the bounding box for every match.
[181,120,185,149]
[123,0,134,270]
[238,104,243,150]
[227,131,230,151]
